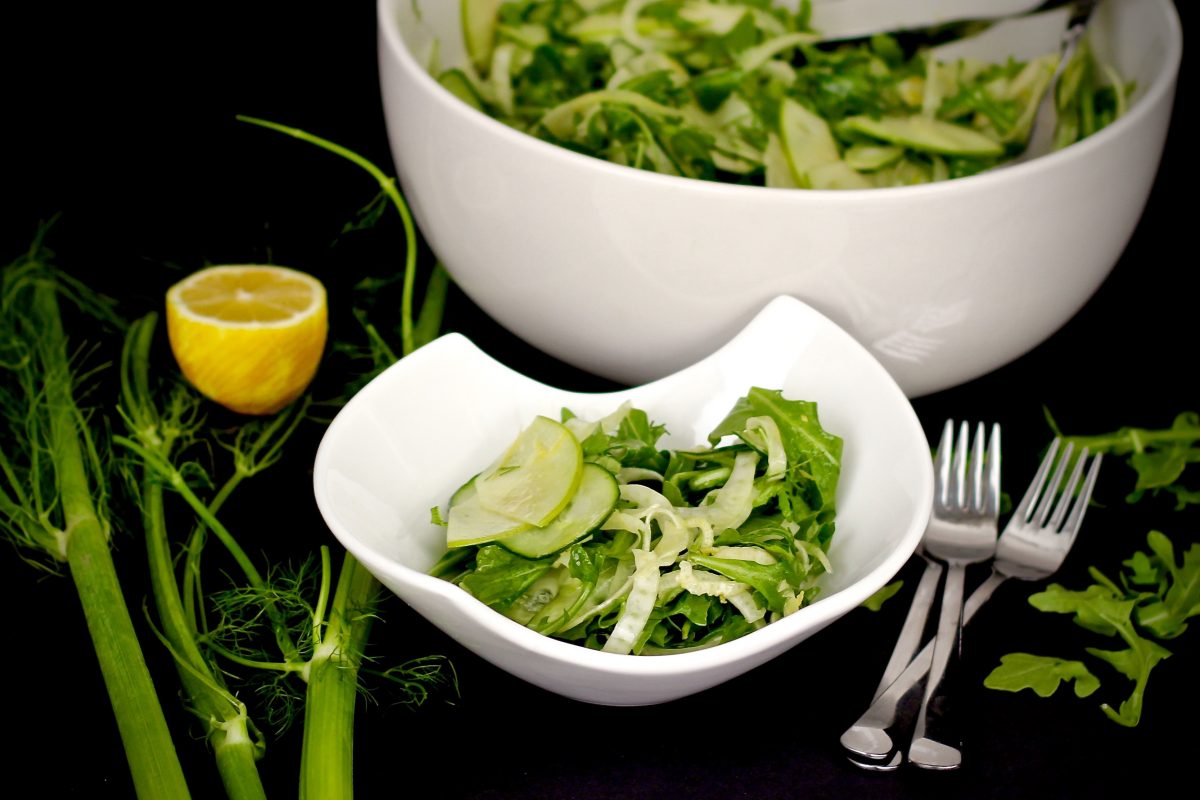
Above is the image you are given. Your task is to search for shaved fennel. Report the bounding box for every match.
[432,388,843,654]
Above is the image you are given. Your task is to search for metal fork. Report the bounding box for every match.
[841,420,999,769]
[843,462,949,771]
[841,437,1102,769]
[908,421,1002,769]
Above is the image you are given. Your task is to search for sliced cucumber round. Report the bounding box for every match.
[778,98,840,187]
[446,478,531,548]
[841,114,1004,158]
[844,143,904,172]
[475,415,583,527]
[438,68,486,111]
[462,0,502,74]
[501,463,620,558]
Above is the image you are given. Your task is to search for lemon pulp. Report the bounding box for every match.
[166,264,328,415]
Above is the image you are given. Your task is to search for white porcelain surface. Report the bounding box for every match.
[313,295,934,706]
[377,0,1181,398]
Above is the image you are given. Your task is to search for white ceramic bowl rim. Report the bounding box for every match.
[377,0,1183,203]
[314,295,934,679]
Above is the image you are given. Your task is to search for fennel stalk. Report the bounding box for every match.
[118,313,269,800]
[0,243,191,799]
[237,116,451,800]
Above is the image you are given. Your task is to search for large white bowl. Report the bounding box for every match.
[376,0,1182,398]
[313,295,933,705]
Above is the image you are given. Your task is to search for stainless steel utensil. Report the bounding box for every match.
[809,0,1081,43]
[908,421,1002,770]
[842,420,1000,768]
[841,437,1102,770]
[1008,0,1102,165]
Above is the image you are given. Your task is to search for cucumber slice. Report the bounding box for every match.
[778,98,840,188]
[501,463,620,558]
[448,475,476,506]
[462,0,502,75]
[841,115,1004,158]
[808,160,873,190]
[844,143,904,172]
[438,68,486,111]
[446,479,531,548]
[475,415,583,527]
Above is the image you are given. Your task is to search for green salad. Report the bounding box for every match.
[439,0,1129,188]
[430,388,843,654]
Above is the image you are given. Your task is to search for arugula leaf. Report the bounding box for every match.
[707,387,842,514]
[688,553,789,613]
[457,546,554,608]
[1047,409,1200,508]
[1086,641,1171,727]
[983,653,1100,698]
[1028,582,1136,638]
[1130,531,1200,639]
[989,529,1195,726]
[861,580,903,612]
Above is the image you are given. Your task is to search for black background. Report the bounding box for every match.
[1,2,1194,798]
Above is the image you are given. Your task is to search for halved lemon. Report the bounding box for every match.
[165,264,328,415]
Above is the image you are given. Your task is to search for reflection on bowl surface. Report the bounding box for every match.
[313,295,933,705]
[376,0,1181,397]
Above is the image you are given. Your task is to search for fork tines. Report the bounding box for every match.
[996,439,1103,578]
[1013,438,1103,537]
[935,420,1001,517]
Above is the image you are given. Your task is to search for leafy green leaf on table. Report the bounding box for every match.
[994,530,1195,727]
[1086,639,1172,727]
[861,580,903,611]
[1167,485,1200,509]
[1135,413,1200,490]
[1122,549,1161,588]
[1133,531,1200,639]
[983,653,1100,698]
[1047,409,1200,507]
[1087,640,1172,684]
[1028,582,1137,638]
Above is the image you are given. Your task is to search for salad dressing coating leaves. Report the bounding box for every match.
[431,387,843,654]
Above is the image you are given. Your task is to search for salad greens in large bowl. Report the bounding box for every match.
[312,295,934,706]
[376,0,1181,398]
[442,0,1127,188]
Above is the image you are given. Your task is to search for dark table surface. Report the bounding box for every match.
[2,2,1193,798]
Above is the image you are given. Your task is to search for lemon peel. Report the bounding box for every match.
[166,264,328,415]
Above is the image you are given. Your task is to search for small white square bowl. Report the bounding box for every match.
[313,294,933,706]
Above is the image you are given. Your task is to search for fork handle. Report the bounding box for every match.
[840,556,943,763]
[909,562,968,770]
[873,556,944,700]
[841,570,1009,767]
